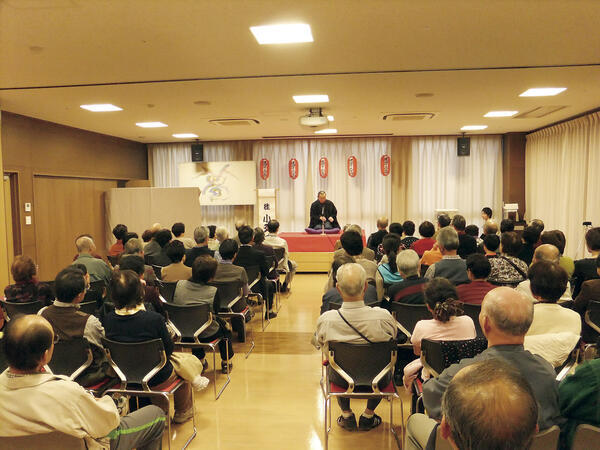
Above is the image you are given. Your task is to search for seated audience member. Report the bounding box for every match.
[235,225,275,319]
[518,225,541,266]
[161,240,192,282]
[464,224,479,241]
[334,224,375,261]
[487,232,528,287]
[207,225,219,251]
[108,223,128,257]
[457,254,495,305]
[389,222,404,236]
[524,260,581,367]
[141,229,153,243]
[450,215,477,260]
[378,234,403,286]
[72,236,112,285]
[212,226,230,260]
[313,263,396,431]
[476,220,498,253]
[173,255,235,373]
[420,287,563,431]
[117,255,167,320]
[482,234,500,256]
[530,218,545,234]
[0,315,165,449]
[120,237,157,282]
[572,227,600,298]
[411,221,436,257]
[4,255,54,305]
[264,219,297,292]
[500,218,515,233]
[233,219,246,245]
[171,222,195,249]
[407,359,539,450]
[367,216,388,257]
[480,207,492,223]
[401,220,419,250]
[541,230,574,277]
[39,267,109,386]
[403,278,476,389]
[573,255,600,317]
[147,229,173,267]
[559,357,600,448]
[451,214,466,235]
[424,227,469,285]
[252,227,277,277]
[184,226,215,268]
[321,255,378,313]
[516,244,573,303]
[121,231,138,248]
[103,270,193,423]
[387,250,427,304]
[142,223,162,257]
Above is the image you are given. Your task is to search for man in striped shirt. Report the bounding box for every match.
[456,254,495,305]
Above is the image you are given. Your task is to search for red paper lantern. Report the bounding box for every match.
[347,156,357,178]
[319,157,328,178]
[259,158,270,180]
[289,158,299,180]
[380,155,391,176]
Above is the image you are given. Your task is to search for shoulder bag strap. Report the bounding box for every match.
[337,310,374,344]
[499,255,527,280]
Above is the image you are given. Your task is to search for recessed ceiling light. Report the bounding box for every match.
[461,125,488,131]
[519,87,567,97]
[80,104,122,112]
[315,128,337,134]
[327,115,334,121]
[250,23,313,45]
[173,133,198,138]
[484,111,518,117]
[293,95,329,104]
[136,122,167,128]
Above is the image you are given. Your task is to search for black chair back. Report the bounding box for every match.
[101,337,166,390]
[209,280,244,311]
[421,337,488,377]
[328,302,342,311]
[0,338,7,372]
[107,255,120,267]
[420,265,429,278]
[244,265,261,289]
[47,337,93,379]
[152,265,163,280]
[388,302,432,338]
[164,303,212,341]
[272,247,285,266]
[78,301,97,316]
[0,299,44,320]
[84,280,105,307]
[462,303,484,336]
[158,281,178,303]
[329,340,396,387]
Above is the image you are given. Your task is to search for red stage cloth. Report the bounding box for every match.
[279,232,365,252]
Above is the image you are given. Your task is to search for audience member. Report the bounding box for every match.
[252,227,277,278]
[437,214,451,230]
[500,218,515,233]
[313,263,396,432]
[411,221,436,257]
[530,218,545,234]
[120,237,157,282]
[4,255,54,305]
[72,236,112,285]
[207,225,218,251]
[464,224,479,240]
[420,287,562,431]
[233,219,246,245]
[184,226,215,268]
[487,232,528,286]
[480,207,492,222]
[103,270,193,423]
[173,255,235,373]
[424,227,469,285]
[456,254,495,305]
[147,229,173,267]
[387,250,427,304]
[477,220,498,251]
[367,216,388,257]
[452,215,477,260]
[389,222,404,236]
[161,240,192,282]
[401,220,419,249]
[524,260,581,367]
[518,225,541,266]
[482,234,499,256]
[141,229,154,243]
[172,222,195,249]
[377,234,403,285]
[572,227,600,298]
[573,255,600,319]
[451,215,466,235]
[118,255,167,322]
[39,267,109,386]
[516,244,573,303]
[0,315,166,449]
[264,219,297,292]
[121,231,138,248]
[403,278,475,389]
[142,223,162,257]
[547,230,574,277]
[212,226,229,253]
[334,224,375,261]
[108,223,128,257]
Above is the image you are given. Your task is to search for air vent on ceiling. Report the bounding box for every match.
[514,106,567,119]
[382,113,436,121]
[208,118,260,126]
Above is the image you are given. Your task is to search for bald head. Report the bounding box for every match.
[336,263,367,299]
[2,315,54,371]
[481,287,533,338]
[75,236,95,253]
[441,359,538,450]
[533,244,560,264]
[150,223,162,233]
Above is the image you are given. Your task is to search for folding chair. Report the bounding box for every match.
[158,281,178,303]
[388,302,432,343]
[0,298,44,320]
[585,301,600,335]
[152,265,163,281]
[107,255,120,267]
[572,424,600,450]
[164,302,234,399]
[244,265,269,330]
[102,337,196,450]
[461,303,484,337]
[0,432,86,450]
[78,301,98,316]
[209,280,254,347]
[265,257,281,312]
[530,425,560,450]
[320,340,402,449]
[84,280,106,311]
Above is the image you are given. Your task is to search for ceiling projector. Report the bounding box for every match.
[299,108,328,127]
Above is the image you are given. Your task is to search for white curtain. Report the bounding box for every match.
[408,135,503,228]
[310,138,392,236]
[150,143,192,187]
[526,112,600,258]
[253,140,310,232]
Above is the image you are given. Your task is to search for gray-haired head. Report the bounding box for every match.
[215,227,229,242]
[123,238,144,255]
[194,226,209,244]
[481,287,533,336]
[75,236,95,253]
[396,249,420,277]
[336,263,366,299]
[437,226,459,252]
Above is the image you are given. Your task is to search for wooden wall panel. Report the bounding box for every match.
[502,133,526,219]
[33,176,117,281]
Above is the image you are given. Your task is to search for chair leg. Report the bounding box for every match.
[181,384,197,449]
[324,396,329,450]
[212,341,230,400]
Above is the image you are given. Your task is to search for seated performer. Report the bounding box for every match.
[308,191,340,230]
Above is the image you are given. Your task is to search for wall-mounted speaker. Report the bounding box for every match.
[457,137,470,156]
[191,143,204,162]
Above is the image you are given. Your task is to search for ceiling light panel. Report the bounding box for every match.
[172,133,198,138]
[250,23,313,44]
[519,88,567,97]
[484,110,518,117]
[314,128,337,134]
[293,94,329,104]
[461,125,488,131]
[136,122,167,128]
[80,104,122,112]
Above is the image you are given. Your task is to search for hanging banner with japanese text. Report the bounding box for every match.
[289,158,299,180]
[347,155,357,178]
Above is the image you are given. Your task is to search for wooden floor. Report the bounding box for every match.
[169,273,410,449]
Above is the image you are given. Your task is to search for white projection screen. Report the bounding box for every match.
[178,161,256,206]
